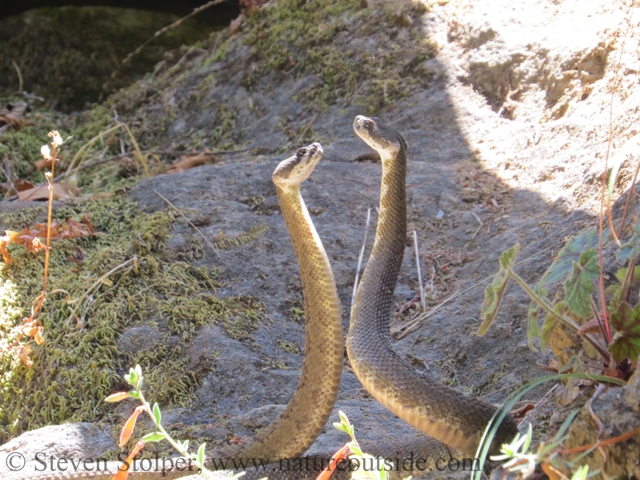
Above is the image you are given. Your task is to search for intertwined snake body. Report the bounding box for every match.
[1,144,343,480]
[347,115,519,458]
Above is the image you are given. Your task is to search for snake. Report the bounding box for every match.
[346,115,519,462]
[0,143,344,480]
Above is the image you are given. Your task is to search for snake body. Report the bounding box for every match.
[347,116,519,457]
[1,144,343,480]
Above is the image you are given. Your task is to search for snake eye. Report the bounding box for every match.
[296,147,307,159]
[363,119,374,130]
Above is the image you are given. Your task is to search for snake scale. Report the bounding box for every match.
[347,115,518,458]
[1,144,344,479]
[1,118,518,480]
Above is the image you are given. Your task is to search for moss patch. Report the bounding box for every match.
[0,196,265,442]
[0,7,217,112]
[242,0,436,112]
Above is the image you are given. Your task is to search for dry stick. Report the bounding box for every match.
[295,113,318,145]
[470,211,484,240]
[154,189,219,257]
[412,230,426,311]
[11,60,23,93]
[51,147,267,183]
[118,0,226,70]
[403,239,566,333]
[65,257,138,323]
[606,1,636,242]
[559,424,640,455]
[615,4,638,237]
[351,208,372,317]
[598,3,636,346]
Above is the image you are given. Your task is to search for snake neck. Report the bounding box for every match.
[346,137,518,457]
[350,149,407,335]
[212,185,343,461]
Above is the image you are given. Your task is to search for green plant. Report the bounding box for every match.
[321,411,411,480]
[479,222,640,377]
[476,220,640,477]
[471,373,626,480]
[106,365,247,480]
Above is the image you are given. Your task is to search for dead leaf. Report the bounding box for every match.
[0,102,33,132]
[17,183,80,202]
[577,318,602,336]
[35,158,55,171]
[163,149,217,174]
[511,403,535,420]
[0,215,96,264]
[0,178,35,197]
[17,344,34,367]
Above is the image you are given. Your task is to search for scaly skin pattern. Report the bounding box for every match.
[1,144,343,480]
[346,116,519,458]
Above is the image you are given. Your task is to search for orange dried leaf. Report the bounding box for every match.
[112,441,145,480]
[163,150,217,174]
[317,444,351,480]
[119,406,145,447]
[105,392,132,403]
[18,345,34,367]
[541,462,563,480]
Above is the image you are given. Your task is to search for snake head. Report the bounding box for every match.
[272,142,324,188]
[353,115,407,160]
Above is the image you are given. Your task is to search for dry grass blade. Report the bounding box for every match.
[11,59,23,93]
[351,208,372,317]
[154,190,219,256]
[412,230,426,311]
[64,123,149,180]
[118,0,226,68]
[401,240,566,334]
[65,257,140,327]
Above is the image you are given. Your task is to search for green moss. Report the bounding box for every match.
[241,0,436,113]
[276,340,299,354]
[0,7,217,112]
[0,197,266,442]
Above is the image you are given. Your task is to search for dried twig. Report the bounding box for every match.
[352,208,372,317]
[154,190,219,257]
[118,0,226,70]
[11,60,23,93]
[295,113,317,145]
[412,230,426,311]
[470,211,484,240]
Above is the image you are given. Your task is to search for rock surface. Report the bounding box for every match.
[1,0,640,478]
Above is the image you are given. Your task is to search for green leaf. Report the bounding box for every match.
[609,301,640,363]
[564,248,599,318]
[478,245,520,336]
[140,432,166,443]
[619,222,640,262]
[197,443,206,467]
[570,465,589,480]
[349,443,363,457]
[129,390,140,400]
[153,402,161,425]
[546,228,599,284]
[499,243,520,270]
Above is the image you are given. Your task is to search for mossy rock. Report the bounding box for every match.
[0,7,217,111]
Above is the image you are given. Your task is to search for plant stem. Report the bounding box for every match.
[509,270,579,330]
